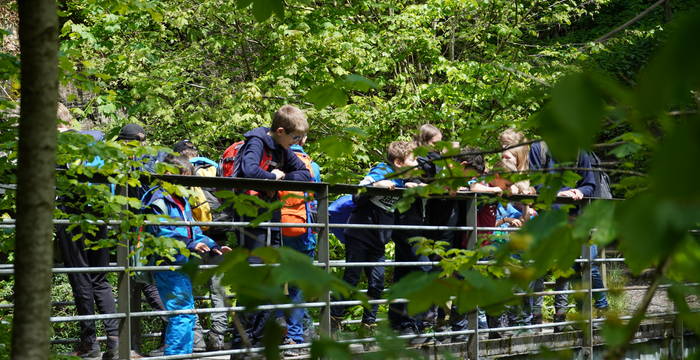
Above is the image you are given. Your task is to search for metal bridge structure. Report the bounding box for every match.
[0,175,694,359]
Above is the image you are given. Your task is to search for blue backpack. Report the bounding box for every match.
[329,195,355,243]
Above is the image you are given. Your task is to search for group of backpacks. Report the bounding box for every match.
[186,141,319,239]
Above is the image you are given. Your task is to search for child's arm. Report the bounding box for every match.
[238,137,277,180]
[372,179,396,189]
[281,149,312,181]
[192,226,220,253]
[470,182,503,193]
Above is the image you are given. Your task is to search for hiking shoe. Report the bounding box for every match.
[101,336,119,360]
[400,327,428,347]
[68,342,101,359]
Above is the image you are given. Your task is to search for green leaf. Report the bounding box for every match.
[635,9,700,118]
[534,73,605,161]
[317,136,353,157]
[572,200,617,247]
[519,209,581,276]
[615,194,685,274]
[306,85,348,109]
[341,74,378,92]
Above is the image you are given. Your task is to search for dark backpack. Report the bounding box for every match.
[588,152,613,199]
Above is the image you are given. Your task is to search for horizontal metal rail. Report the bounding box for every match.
[0,257,633,275]
[1,175,688,359]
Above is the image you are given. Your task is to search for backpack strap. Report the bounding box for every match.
[539,141,550,168]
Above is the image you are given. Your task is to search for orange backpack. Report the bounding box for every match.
[279,152,315,237]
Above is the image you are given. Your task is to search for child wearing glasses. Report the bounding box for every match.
[230,104,312,346]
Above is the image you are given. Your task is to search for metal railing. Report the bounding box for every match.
[0,174,691,359]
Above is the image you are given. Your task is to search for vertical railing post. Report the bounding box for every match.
[671,300,685,359]
[465,193,479,359]
[581,243,594,359]
[601,245,607,289]
[117,186,131,358]
[317,184,331,337]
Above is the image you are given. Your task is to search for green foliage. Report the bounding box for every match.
[2,0,700,358]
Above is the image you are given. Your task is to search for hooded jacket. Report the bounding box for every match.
[144,188,219,264]
[237,127,312,182]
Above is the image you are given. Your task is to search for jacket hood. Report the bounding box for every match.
[290,144,307,154]
[244,127,278,150]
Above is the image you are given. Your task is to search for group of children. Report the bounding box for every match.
[61,104,608,358]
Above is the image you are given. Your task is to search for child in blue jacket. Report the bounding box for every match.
[144,154,230,355]
[331,141,419,330]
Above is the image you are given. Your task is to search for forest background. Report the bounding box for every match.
[1,0,700,358]
[3,0,696,182]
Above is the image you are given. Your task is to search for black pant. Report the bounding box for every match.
[388,204,432,332]
[57,224,119,345]
[233,226,281,345]
[331,237,385,324]
[131,282,167,351]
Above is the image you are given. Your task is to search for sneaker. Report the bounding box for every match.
[281,338,308,357]
[400,327,427,347]
[129,350,143,359]
[101,336,119,360]
[68,342,101,359]
[206,331,225,351]
[434,325,452,344]
[148,345,165,357]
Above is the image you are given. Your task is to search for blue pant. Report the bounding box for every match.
[554,245,609,317]
[155,271,196,355]
[282,235,315,343]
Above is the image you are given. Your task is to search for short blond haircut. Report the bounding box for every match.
[387,141,416,164]
[272,105,309,133]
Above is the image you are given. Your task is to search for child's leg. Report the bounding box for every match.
[362,250,385,325]
[331,238,365,319]
[282,235,313,343]
[155,271,196,355]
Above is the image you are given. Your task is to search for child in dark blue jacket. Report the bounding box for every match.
[232,105,312,346]
[234,105,312,253]
[144,154,231,355]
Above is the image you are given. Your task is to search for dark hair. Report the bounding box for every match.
[415,124,442,146]
[456,146,485,175]
[164,154,194,175]
[173,140,198,158]
[117,123,146,141]
[272,104,309,133]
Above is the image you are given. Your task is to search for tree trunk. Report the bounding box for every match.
[12,0,58,359]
